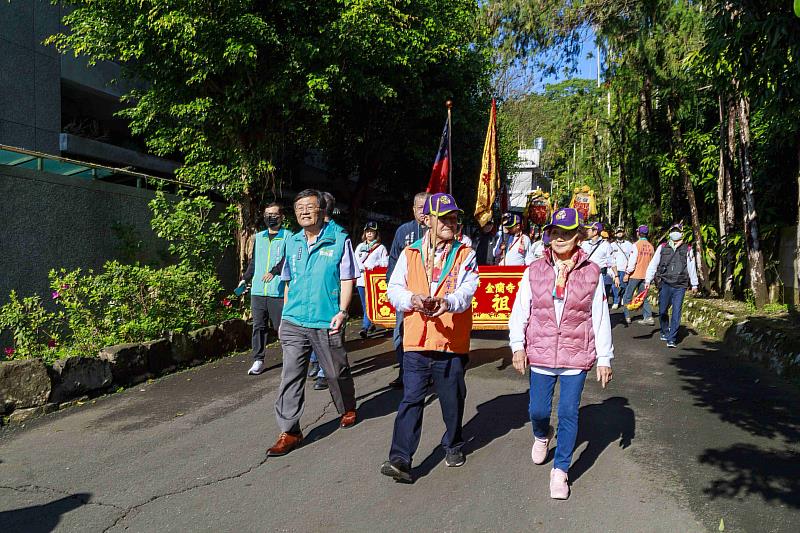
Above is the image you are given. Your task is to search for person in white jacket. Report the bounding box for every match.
[354,221,389,337]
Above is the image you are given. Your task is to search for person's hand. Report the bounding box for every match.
[623,274,630,283]
[691,287,698,296]
[512,350,528,374]
[596,366,613,388]
[410,294,427,313]
[262,272,274,282]
[429,297,450,318]
[329,311,346,334]
[644,282,650,291]
[613,276,621,288]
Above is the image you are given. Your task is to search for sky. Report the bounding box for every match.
[521,31,601,94]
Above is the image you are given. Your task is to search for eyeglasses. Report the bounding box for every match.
[294,205,320,215]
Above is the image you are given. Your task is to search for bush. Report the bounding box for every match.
[1,263,239,363]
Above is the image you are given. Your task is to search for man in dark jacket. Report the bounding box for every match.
[386,192,430,388]
[472,221,499,266]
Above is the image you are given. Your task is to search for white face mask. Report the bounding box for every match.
[669,231,682,242]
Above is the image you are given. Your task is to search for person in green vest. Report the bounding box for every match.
[266,189,359,457]
[239,202,289,375]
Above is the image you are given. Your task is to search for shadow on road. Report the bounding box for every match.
[413,392,530,481]
[570,396,635,482]
[0,493,91,533]
[350,350,398,379]
[698,444,800,508]
[304,387,404,445]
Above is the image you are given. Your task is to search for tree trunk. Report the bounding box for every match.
[639,75,662,227]
[667,100,711,293]
[796,130,800,305]
[735,94,768,308]
[717,95,736,298]
[235,167,260,278]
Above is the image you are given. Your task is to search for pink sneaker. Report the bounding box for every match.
[531,426,554,464]
[550,468,570,500]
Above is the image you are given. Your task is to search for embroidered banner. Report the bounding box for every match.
[363,266,527,330]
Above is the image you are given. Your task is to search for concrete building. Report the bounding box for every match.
[0,0,176,176]
[508,148,549,212]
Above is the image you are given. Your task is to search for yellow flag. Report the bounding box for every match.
[474,99,498,227]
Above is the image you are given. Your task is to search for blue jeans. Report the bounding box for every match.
[612,271,627,305]
[658,282,686,343]
[357,286,372,330]
[309,351,325,378]
[389,351,467,464]
[623,278,652,320]
[529,370,587,472]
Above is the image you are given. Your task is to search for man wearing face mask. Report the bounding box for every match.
[644,223,699,348]
[239,203,290,375]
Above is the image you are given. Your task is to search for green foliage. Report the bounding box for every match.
[0,291,61,362]
[149,191,236,273]
[1,264,237,363]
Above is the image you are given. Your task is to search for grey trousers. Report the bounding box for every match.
[251,295,284,362]
[275,320,356,433]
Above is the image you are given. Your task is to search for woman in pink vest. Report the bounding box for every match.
[509,207,614,500]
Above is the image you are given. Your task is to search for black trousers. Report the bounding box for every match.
[251,295,284,362]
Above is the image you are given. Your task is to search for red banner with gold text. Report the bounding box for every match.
[363,266,527,330]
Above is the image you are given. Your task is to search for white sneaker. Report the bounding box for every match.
[248,360,265,375]
[611,303,619,310]
[531,426,554,464]
[550,468,570,499]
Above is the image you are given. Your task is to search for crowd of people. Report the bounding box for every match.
[236,188,699,499]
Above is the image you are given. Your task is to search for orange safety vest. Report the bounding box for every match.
[632,239,655,279]
[402,243,473,354]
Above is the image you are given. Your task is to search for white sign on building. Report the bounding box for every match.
[508,148,549,211]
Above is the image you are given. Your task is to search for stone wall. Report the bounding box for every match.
[0,319,250,423]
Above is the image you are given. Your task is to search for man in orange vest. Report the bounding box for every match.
[380,193,479,483]
[622,224,655,325]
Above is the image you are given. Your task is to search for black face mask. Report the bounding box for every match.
[265,216,281,228]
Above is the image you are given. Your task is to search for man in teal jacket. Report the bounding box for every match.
[266,189,359,457]
[239,202,289,375]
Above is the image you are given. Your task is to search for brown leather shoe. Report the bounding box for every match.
[266,432,303,456]
[340,410,357,428]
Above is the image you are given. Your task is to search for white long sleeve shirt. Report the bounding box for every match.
[644,242,699,288]
[509,264,614,375]
[525,240,545,264]
[580,238,614,270]
[354,242,388,287]
[387,247,479,314]
[611,240,634,272]
[494,232,531,266]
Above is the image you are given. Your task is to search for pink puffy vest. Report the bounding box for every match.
[524,248,600,370]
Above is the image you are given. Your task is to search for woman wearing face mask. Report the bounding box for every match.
[509,207,614,500]
[644,223,699,348]
[239,203,289,375]
[355,222,388,338]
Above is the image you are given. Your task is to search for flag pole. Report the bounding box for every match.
[446,99,453,196]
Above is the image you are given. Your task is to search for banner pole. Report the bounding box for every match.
[446,100,453,196]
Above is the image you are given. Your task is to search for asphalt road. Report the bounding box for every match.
[1,312,799,533]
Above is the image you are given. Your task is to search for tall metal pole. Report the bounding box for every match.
[446,100,453,196]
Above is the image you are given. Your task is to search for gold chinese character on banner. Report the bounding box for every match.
[506,282,516,293]
[378,292,388,304]
[494,282,506,294]
[485,283,494,294]
[492,294,510,313]
[471,298,479,310]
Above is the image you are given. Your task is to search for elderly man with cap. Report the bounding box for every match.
[494,213,531,266]
[622,225,656,325]
[380,193,479,482]
[610,227,634,310]
[581,222,618,294]
[644,223,698,347]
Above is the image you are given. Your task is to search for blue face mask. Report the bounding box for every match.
[669,231,682,242]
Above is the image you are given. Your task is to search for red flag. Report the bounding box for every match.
[426,119,450,193]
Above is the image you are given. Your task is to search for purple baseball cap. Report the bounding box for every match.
[423,193,463,216]
[501,213,522,227]
[591,222,604,232]
[544,208,581,231]
[637,225,649,235]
